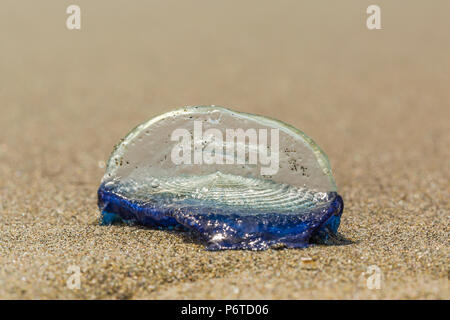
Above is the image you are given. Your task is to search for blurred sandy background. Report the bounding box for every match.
[0,0,448,299]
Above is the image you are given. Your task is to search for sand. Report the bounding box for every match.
[0,0,448,299]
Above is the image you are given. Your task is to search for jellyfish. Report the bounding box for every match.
[98,106,343,250]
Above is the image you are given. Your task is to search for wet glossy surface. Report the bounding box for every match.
[98,106,344,250]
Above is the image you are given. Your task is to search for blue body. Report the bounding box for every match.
[98,183,343,250]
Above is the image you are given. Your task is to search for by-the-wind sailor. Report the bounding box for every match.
[98,106,343,250]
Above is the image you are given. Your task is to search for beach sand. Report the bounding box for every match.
[0,0,448,299]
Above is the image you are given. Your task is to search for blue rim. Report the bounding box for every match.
[98,183,343,250]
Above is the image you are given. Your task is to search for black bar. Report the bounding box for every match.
[0,300,445,318]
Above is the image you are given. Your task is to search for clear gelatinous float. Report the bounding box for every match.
[98,106,343,250]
